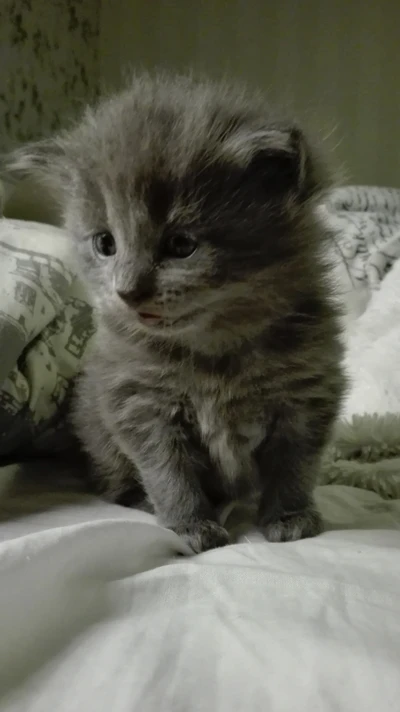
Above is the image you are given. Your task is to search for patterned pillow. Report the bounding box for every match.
[0,217,94,463]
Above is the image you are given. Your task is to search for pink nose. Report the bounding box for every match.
[117,289,156,309]
[116,289,140,306]
[117,290,161,320]
[116,274,154,307]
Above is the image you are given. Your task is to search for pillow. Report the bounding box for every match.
[0,217,94,462]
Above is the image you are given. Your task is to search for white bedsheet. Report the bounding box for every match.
[0,470,399,712]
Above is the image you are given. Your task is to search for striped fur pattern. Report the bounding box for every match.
[7,74,345,552]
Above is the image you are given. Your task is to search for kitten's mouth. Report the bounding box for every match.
[138,312,163,325]
[137,307,203,330]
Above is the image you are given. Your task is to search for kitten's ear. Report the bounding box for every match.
[222,126,325,200]
[2,138,72,196]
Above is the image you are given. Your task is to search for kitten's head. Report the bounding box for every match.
[5,73,329,345]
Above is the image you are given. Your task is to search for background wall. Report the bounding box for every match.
[0,0,100,150]
[0,0,100,221]
[1,0,399,188]
[100,0,400,187]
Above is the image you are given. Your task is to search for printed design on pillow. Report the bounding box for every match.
[0,219,95,462]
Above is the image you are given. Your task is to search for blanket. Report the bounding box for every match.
[317,186,400,499]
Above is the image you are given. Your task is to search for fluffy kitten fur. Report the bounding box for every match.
[7,73,345,552]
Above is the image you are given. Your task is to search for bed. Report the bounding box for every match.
[1,185,400,711]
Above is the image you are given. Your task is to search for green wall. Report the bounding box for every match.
[100,0,400,187]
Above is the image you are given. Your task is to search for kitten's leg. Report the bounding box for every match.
[106,401,229,553]
[255,406,335,542]
[75,381,226,550]
[130,432,229,553]
[73,393,149,508]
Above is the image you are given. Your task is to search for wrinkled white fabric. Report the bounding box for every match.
[0,471,399,712]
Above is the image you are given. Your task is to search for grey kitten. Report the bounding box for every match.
[7,73,345,553]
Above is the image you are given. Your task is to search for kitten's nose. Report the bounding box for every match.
[117,289,161,324]
[116,289,142,307]
[116,273,155,307]
[117,288,160,320]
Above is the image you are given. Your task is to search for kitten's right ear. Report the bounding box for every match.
[2,138,72,195]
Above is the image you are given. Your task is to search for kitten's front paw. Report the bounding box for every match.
[174,520,230,554]
[259,507,323,543]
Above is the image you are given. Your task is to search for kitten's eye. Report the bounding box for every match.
[163,233,197,259]
[92,231,116,258]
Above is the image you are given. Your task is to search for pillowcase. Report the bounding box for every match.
[0,217,94,462]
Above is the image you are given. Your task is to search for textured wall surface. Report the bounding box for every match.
[1,0,398,186]
[100,0,400,187]
[0,0,100,150]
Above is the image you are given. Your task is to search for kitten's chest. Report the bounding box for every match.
[187,391,265,483]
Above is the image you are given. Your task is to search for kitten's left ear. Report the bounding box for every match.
[2,137,72,197]
[222,125,325,200]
